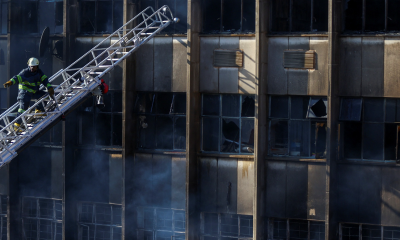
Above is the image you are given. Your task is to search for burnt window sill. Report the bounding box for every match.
[266,156,326,163]
[200,33,255,37]
[135,149,186,156]
[268,32,328,37]
[338,158,399,166]
[200,152,254,160]
[341,32,400,37]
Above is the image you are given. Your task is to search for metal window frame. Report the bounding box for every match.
[200,212,253,239]
[268,218,325,240]
[201,94,255,154]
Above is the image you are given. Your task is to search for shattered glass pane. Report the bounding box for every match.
[242,0,255,32]
[241,95,255,117]
[137,115,156,149]
[292,0,311,32]
[221,118,240,153]
[202,117,219,151]
[241,119,254,153]
[271,0,290,32]
[344,0,363,31]
[339,98,362,121]
[135,93,155,113]
[307,98,328,118]
[388,0,400,31]
[203,95,220,116]
[97,1,113,33]
[365,0,385,32]
[222,95,240,117]
[363,123,384,160]
[291,96,308,119]
[174,117,186,150]
[172,93,186,114]
[80,1,96,33]
[363,98,384,122]
[344,122,362,159]
[222,0,241,32]
[202,0,221,32]
[270,96,288,118]
[156,116,174,149]
[156,93,174,114]
[289,120,310,156]
[269,120,288,155]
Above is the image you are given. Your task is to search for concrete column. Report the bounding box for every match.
[326,0,341,239]
[254,0,268,239]
[186,0,201,239]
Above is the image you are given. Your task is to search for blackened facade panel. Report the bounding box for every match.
[381,166,400,225]
[361,37,384,97]
[200,37,219,92]
[154,37,173,92]
[172,37,187,92]
[217,158,238,213]
[358,166,382,224]
[0,165,7,195]
[219,37,239,93]
[0,39,8,85]
[152,154,172,208]
[51,149,63,199]
[340,38,362,96]
[266,161,287,218]
[136,38,154,91]
[133,153,154,207]
[200,158,218,213]
[307,163,326,220]
[239,37,256,94]
[285,162,308,219]
[384,39,400,97]
[109,154,122,204]
[337,164,360,223]
[268,37,288,95]
[288,69,308,95]
[237,160,254,215]
[171,156,186,209]
[309,37,328,96]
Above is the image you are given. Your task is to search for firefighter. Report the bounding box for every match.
[3,57,54,130]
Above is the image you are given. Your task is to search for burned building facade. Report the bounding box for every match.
[0,0,400,239]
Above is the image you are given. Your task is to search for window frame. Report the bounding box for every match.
[200,212,253,239]
[339,223,400,240]
[268,218,325,240]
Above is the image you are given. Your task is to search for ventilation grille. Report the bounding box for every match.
[213,49,243,67]
[283,50,315,69]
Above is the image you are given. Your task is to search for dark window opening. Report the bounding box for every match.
[135,92,186,151]
[383,226,400,240]
[271,0,328,33]
[341,223,360,240]
[365,0,385,32]
[362,123,384,160]
[201,213,252,239]
[1,2,8,34]
[343,121,362,159]
[339,98,362,121]
[387,0,400,31]
[202,0,255,33]
[270,120,289,156]
[289,219,308,240]
[23,2,38,33]
[362,225,382,240]
[270,218,325,240]
[38,0,64,34]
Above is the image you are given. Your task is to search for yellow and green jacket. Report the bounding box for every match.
[10,68,52,94]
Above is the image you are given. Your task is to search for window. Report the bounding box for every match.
[0,195,7,240]
[340,223,400,240]
[22,197,62,240]
[78,91,122,146]
[0,0,8,34]
[268,218,325,240]
[79,0,123,34]
[137,207,185,240]
[78,202,122,240]
[344,0,400,33]
[201,212,253,239]
[270,0,328,33]
[202,0,255,33]
[37,122,62,146]
[137,0,187,34]
[201,94,255,154]
[135,92,186,151]
[269,96,327,158]
[340,98,400,162]
[20,0,63,34]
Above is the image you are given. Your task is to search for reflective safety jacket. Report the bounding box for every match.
[10,68,53,94]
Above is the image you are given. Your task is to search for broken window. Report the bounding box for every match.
[78,91,122,147]
[137,0,187,34]
[202,94,255,154]
[79,0,123,34]
[22,197,62,240]
[20,0,63,34]
[340,98,400,162]
[135,92,186,151]
[0,1,8,34]
[137,207,185,239]
[269,96,327,158]
[344,0,398,32]
[78,202,122,240]
[269,218,324,240]
[201,213,253,239]
[202,0,255,33]
[271,0,328,32]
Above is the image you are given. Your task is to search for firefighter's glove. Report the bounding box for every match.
[3,81,12,88]
[48,88,54,98]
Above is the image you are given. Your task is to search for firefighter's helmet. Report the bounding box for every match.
[27,57,39,66]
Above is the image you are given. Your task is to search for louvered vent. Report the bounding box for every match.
[213,49,243,67]
[283,50,315,69]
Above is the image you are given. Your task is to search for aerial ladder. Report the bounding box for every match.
[0,6,178,168]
